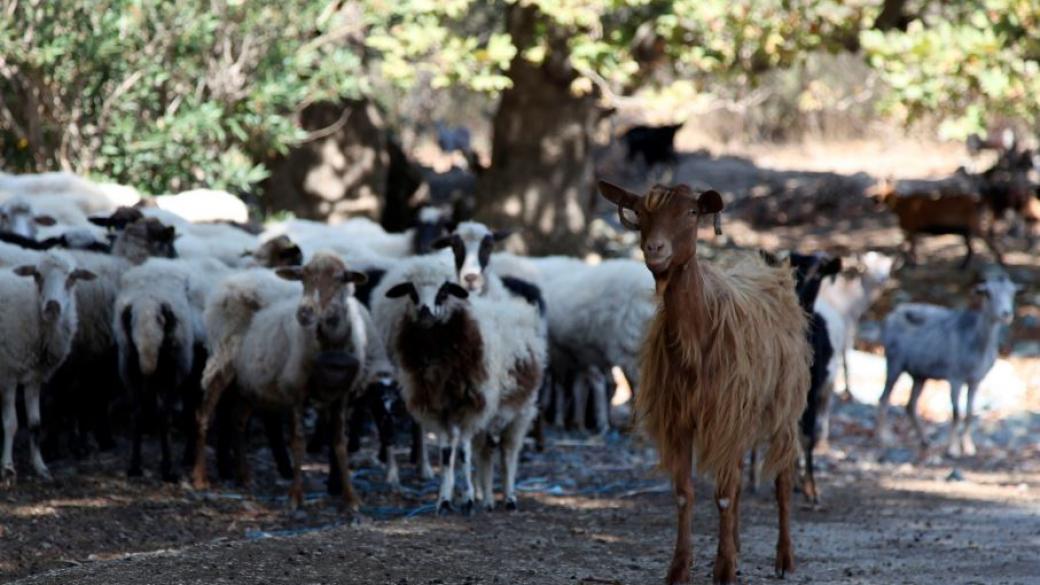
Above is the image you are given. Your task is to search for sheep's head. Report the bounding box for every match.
[276,252,366,340]
[598,181,723,277]
[974,273,1020,325]
[385,262,469,328]
[0,196,56,239]
[788,252,842,311]
[13,252,95,324]
[89,206,145,232]
[432,221,510,293]
[248,235,303,268]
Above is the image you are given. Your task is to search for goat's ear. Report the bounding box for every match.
[697,190,724,214]
[34,215,56,227]
[443,282,469,299]
[341,270,368,286]
[758,249,781,267]
[281,245,303,265]
[88,216,113,228]
[13,265,38,278]
[70,269,96,282]
[385,282,416,299]
[275,267,303,281]
[492,229,512,242]
[823,257,843,277]
[597,180,640,208]
[161,226,177,241]
[431,236,454,250]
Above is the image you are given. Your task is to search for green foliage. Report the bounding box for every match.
[0,0,365,194]
[861,0,1040,139]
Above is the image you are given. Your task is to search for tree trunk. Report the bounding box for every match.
[474,5,601,255]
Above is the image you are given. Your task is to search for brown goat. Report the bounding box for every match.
[599,181,810,585]
[871,178,1002,267]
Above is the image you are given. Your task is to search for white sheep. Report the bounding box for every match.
[192,252,384,513]
[150,189,250,224]
[0,252,95,482]
[0,171,141,213]
[371,257,547,512]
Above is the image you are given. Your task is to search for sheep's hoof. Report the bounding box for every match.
[436,500,454,515]
[504,497,518,512]
[460,499,474,516]
[480,499,494,513]
[1,466,16,486]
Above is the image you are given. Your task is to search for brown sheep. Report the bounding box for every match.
[599,181,810,585]
[870,178,1002,267]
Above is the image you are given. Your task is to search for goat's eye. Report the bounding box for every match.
[619,207,640,229]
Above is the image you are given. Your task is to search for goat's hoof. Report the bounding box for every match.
[504,497,518,512]
[712,556,738,584]
[34,467,53,482]
[774,550,795,579]
[436,500,454,515]
[1,466,16,486]
[127,466,143,478]
[666,558,691,585]
[191,472,209,491]
[962,438,977,457]
[287,487,304,511]
[480,499,494,513]
[460,499,474,516]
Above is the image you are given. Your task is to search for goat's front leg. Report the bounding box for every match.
[331,399,361,514]
[666,440,694,585]
[287,405,306,511]
[24,383,50,481]
[775,468,796,578]
[436,427,460,514]
[961,380,980,456]
[946,379,965,457]
[2,386,17,483]
[875,368,900,446]
[714,472,740,584]
[905,376,928,449]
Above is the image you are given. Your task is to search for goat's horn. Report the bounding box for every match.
[713,213,722,236]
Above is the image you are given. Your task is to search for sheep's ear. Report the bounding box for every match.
[88,216,113,228]
[161,226,177,241]
[70,269,96,282]
[385,282,416,299]
[280,245,303,265]
[697,190,723,214]
[275,267,303,281]
[492,229,512,242]
[341,270,368,286]
[34,215,57,227]
[240,249,253,257]
[597,180,640,209]
[443,282,469,299]
[13,265,38,278]
[431,236,454,250]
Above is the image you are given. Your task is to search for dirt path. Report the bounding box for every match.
[5,405,1040,585]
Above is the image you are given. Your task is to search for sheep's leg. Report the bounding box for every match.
[157,390,178,483]
[590,369,610,434]
[571,371,589,431]
[960,232,974,268]
[875,367,900,446]
[840,349,853,399]
[775,469,796,578]
[287,405,305,511]
[905,376,928,449]
[192,371,233,489]
[905,233,918,266]
[665,440,694,585]
[459,437,475,515]
[436,427,460,514]
[713,472,739,584]
[127,390,147,479]
[801,430,819,506]
[946,379,965,457]
[551,376,567,427]
[234,403,253,489]
[2,387,17,482]
[370,398,399,489]
[473,433,494,510]
[417,426,434,480]
[261,413,293,481]
[500,417,529,511]
[24,383,50,481]
[331,400,361,514]
[961,380,980,456]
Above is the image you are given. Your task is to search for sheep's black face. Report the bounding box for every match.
[432,222,511,293]
[386,280,469,328]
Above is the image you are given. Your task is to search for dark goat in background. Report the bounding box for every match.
[620,122,683,168]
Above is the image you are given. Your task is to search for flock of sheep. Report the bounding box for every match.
[0,164,1024,583]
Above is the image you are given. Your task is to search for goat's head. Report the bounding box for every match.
[14,252,95,324]
[598,181,723,276]
[0,197,56,240]
[412,205,453,255]
[860,251,895,285]
[788,252,842,310]
[432,221,510,293]
[385,261,469,328]
[974,273,1020,325]
[248,235,303,268]
[276,252,366,342]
